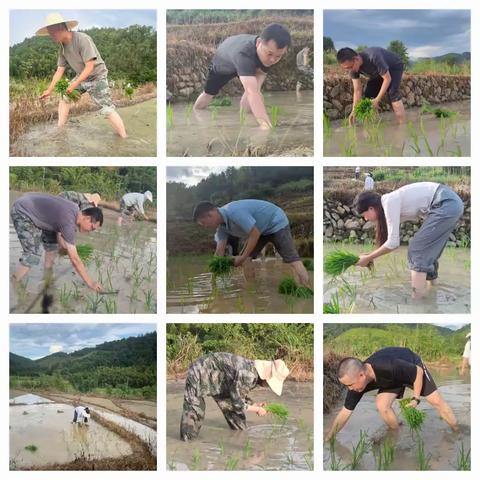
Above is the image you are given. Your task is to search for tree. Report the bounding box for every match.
[387,40,409,67]
[356,45,368,52]
[323,36,335,52]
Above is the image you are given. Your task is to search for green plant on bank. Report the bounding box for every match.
[166,103,174,129]
[208,256,234,275]
[302,258,314,271]
[374,438,395,470]
[354,98,376,123]
[456,442,471,470]
[24,444,38,453]
[278,277,313,298]
[54,77,81,102]
[399,398,426,431]
[270,105,280,128]
[349,430,368,470]
[324,250,360,276]
[416,436,432,470]
[76,244,94,264]
[265,403,289,421]
[210,96,232,107]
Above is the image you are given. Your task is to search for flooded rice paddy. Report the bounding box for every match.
[323,244,470,314]
[324,101,470,157]
[167,91,313,157]
[167,380,313,470]
[167,256,313,314]
[11,99,157,157]
[10,193,157,314]
[323,366,470,470]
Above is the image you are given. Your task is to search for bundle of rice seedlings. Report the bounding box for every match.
[303,259,314,271]
[76,244,94,264]
[54,77,81,102]
[210,96,232,107]
[278,277,313,298]
[295,286,314,298]
[324,250,360,276]
[399,398,426,431]
[354,98,376,122]
[208,256,234,275]
[420,104,456,118]
[265,403,289,421]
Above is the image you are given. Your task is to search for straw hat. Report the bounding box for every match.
[144,191,153,202]
[84,193,101,207]
[466,332,471,339]
[254,359,290,396]
[36,12,78,36]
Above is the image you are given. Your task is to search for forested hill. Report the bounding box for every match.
[10,25,156,83]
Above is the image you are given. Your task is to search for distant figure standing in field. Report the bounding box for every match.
[193,199,310,287]
[325,347,458,441]
[461,333,471,375]
[337,47,406,124]
[296,46,313,94]
[180,352,289,440]
[193,23,291,129]
[36,12,127,138]
[10,193,103,292]
[118,191,153,225]
[355,166,360,180]
[364,172,374,190]
[72,406,91,425]
[59,191,101,210]
[353,182,464,299]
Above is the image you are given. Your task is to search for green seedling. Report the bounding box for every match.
[190,448,201,470]
[303,259,314,271]
[210,96,232,107]
[323,293,340,314]
[239,106,246,126]
[265,403,289,421]
[270,105,280,128]
[354,98,376,122]
[328,434,344,470]
[374,439,395,470]
[124,83,134,100]
[243,438,252,458]
[399,398,426,431]
[323,113,332,139]
[420,103,457,118]
[208,256,234,275]
[166,103,174,129]
[324,250,360,276]
[416,436,432,470]
[76,244,94,264]
[278,277,314,298]
[54,77,81,102]
[225,455,239,470]
[456,442,471,470]
[24,444,38,453]
[349,430,368,470]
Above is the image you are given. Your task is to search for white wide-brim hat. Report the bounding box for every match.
[36,12,78,36]
[254,359,290,396]
[144,190,153,202]
[84,193,101,207]
[466,332,471,338]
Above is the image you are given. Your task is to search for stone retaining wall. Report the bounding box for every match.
[324,74,471,120]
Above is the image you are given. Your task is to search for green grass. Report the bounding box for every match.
[399,398,426,431]
[54,77,80,102]
[324,250,360,276]
[208,256,234,275]
[24,444,38,452]
[354,98,376,122]
[76,244,94,264]
[408,60,470,75]
[265,403,289,420]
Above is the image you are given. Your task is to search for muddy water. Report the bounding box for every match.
[167,256,313,314]
[323,244,470,314]
[167,91,313,157]
[11,99,156,157]
[10,192,157,314]
[10,396,132,469]
[167,380,313,471]
[324,101,470,157]
[323,367,470,470]
[10,393,53,405]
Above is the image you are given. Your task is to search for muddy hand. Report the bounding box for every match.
[39,89,51,100]
[256,407,267,416]
[89,282,104,293]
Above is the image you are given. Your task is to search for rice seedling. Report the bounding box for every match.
[210,106,218,122]
[420,104,457,119]
[59,284,72,310]
[208,256,234,275]
[328,435,344,471]
[166,103,174,129]
[225,455,239,470]
[124,83,134,100]
[184,102,193,123]
[303,258,314,271]
[374,438,395,470]
[419,117,434,156]
[54,77,81,102]
[103,297,117,314]
[144,289,155,312]
[278,277,313,298]
[323,293,341,314]
[349,430,368,470]
[217,438,225,455]
[407,121,421,154]
[190,448,201,470]
[239,106,246,126]
[76,244,94,264]
[85,293,103,313]
[323,113,332,139]
[416,437,432,470]
[24,444,38,452]
[243,438,252,458]
[270,105,280,128]
[210,96,232,107]
[456,442,471,470]
[324,250,359,276]
[354,98,376,123]
[399,398,426,431]
[265,403,289,421]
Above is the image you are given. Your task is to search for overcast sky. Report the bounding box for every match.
[10,10,157,46]
[324,10,470,58]
[10,324,156,359]
[166,166,229,187]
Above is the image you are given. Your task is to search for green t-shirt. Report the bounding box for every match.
[58,32,108,81]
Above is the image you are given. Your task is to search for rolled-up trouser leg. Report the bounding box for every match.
[408,186,464,280]
[213,396,247,430]
[180,376,206,441]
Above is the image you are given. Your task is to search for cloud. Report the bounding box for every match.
[49,344,64,354]
[408,45,444,59]
[166,166,228,186]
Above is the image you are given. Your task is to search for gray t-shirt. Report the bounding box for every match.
[351,47,403,79]
[14,193,79,245]
[58,32,108,81]
[212,34,270,76]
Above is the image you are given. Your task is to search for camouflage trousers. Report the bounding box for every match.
[76,75,115,116]
[10,205,58,267]
[119,199,136,218]
[298,65,314,81]
[180,375,247,441]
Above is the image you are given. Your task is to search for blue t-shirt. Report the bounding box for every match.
[215,200,289,241]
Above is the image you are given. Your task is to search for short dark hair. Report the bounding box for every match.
[85,407,90,414]
[337,47,358,63]
[82,207,103,226]
[260,23,291,49]
[337,357,364,378]
[193,201,216,222]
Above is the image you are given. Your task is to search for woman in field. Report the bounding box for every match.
[353,182,464,298]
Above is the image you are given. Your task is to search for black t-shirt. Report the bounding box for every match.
[344,347,423,411]
[351,47,404,79]
[212,34,270,76]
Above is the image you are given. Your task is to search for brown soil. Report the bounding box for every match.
[323,351,345,414]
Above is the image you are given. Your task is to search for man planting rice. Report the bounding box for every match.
[36,12,127,137]
[337,47,406,124]
[117,191,153,226]
[353,182,463,299]
[193,199,310,287]
[180,352,289,440]
[325,347,458,441]
[193,23,291,129]
[72,406,91,425]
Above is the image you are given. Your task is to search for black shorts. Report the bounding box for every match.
[249,226,300,264]
[364,67,403,103]
[204,64,237,96]
[377,364,438,399]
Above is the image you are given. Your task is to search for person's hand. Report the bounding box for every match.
[39,89,52,100]
[407,399,419,408]
[88,281,103,292]
[234,256,246,267]
[357,254,372,268]
[256,406,267,416]
[372,98,381,111]
[259,122,271,131]
[66,84,75,94]
[253,402,267,407]
[348,111,356,126]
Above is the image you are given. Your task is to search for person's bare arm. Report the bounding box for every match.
[239,76,271,128]
[357,244,394,267]
[215,239,227,256]
[373,71,391,107]
[246,404,267,416]
[67,59,95,92]
[325,407,353,441]
[39,66,66,99]
[408,365,424,407]
[65,242,103,291]
[348,78,363,125]
[234,226,261,266]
